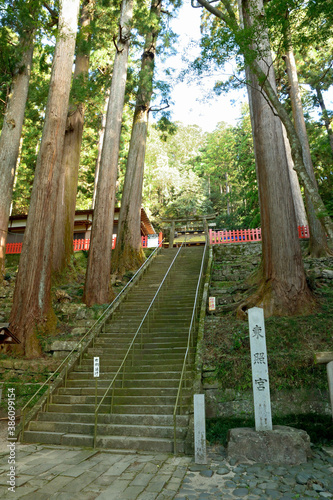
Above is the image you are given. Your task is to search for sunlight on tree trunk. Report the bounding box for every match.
[237,0,314,316]
[53,0,93,274]
[284,39,330,257]
[315,86,333,158]
[9,0,80,357]
[84,0,134,305]
[112,0,162,277]
[281,126,308,227]
[0,34,34,277]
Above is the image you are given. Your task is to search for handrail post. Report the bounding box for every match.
[46,385,50,412]
[173,413,177,455]
[94,411,97,448]
[111,385,115,413]
[21,409,26,442]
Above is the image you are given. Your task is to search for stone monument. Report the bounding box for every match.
[227,307,312,464]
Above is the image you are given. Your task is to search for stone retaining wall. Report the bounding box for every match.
[203,240,333,419]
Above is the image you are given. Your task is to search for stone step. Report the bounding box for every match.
[22,431,184,453]
[37,412,189,427]
[86,350,192,361]
[73,363,188,373]
[52,394,191,406]
[65,378,187,389]
[46,403,190,415]
[57,387,184,397]
[67,371,184,381]
[29,420,187,439]
[95,333,192,342]
[95,435,184,453]
[88,340,189,350]
[22,246,203,453]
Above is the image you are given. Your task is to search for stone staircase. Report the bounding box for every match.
[22,246,205,453]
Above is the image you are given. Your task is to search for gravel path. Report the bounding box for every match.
[175,445,333,500]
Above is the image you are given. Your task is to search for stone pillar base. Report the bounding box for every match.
[227,425,312,465]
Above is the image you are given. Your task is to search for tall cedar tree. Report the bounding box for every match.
[195,0,314,315]
[196,0,333,241]
[0,1,36,276]
[9,0,80,357]
[112,0,162,276]
[284,40,330,257]
[83,0,134,305]
[53,0,94,273]
[281,126,308,227]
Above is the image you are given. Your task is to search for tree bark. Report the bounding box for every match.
[92,89,110,209]
[315,86,333,157]
[112,0,162,276]
[53,0,93,273]
[9,0,80,357]
[237,0,314,316]
[281,125,308,227]
[0,33,34,277]
[196,0,333,243]
[284,45,330,256]
[83,0,134,305]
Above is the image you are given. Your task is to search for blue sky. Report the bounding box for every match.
[156,1,333,133]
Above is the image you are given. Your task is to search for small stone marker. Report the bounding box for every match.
[208,297,216,311]
[327,361,333,418]
[194,394,207,464]
[314,352,333,419]
[248,307,272,431]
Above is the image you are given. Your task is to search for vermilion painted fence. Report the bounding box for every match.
[6,232,163,255]
[209,225,310,245]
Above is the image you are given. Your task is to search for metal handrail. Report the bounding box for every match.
[19,240,164,440]
[173,241,208,454]
[93,240,187,447]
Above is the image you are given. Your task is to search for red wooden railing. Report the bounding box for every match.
[209,225,310,245]
[6,232,163,255]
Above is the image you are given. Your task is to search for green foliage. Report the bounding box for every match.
[0,382,48,411]
[204,285,333,393]
[144,104,258,229]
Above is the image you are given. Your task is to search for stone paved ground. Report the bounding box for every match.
[0,443,332,499]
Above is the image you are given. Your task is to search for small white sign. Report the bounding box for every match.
[208,223,216,227]
[93,357,100,378]
[147,234,159,248]
[208,297,216,311]
[248,307,272,431]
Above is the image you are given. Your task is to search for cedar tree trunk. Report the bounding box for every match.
[238,0,314,316]
[9,0,80,357]
[92,89,110,209]
[196,0,333,244]
[83,0,134,305]
[112,0,162,276]
[315,86,333,157]
[0,34,34,277]
[284,45,330,256]
[281,125,308,227]
[53,0,93,273]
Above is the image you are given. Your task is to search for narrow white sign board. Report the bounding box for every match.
[208,297,216,311]
[194,394,207,464]
[248,307,272,431]
[147,234,159,248]
[93,357,100,378]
